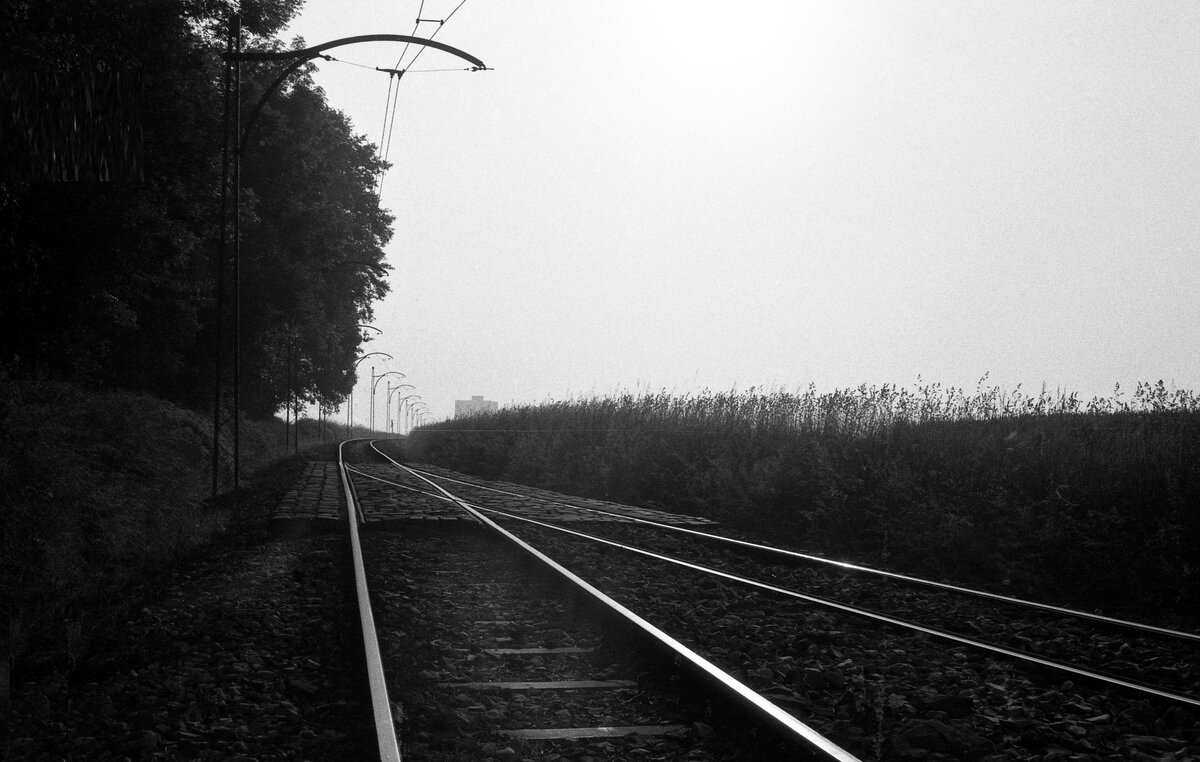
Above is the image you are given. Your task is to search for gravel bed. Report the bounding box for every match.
[532,519,1200,699]
[362,524,764,761]
[1,527,368,761]
[507,522,1200,761]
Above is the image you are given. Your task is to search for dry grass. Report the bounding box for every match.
[409,378,1200,616]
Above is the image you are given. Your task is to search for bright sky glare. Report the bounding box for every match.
[283,1,1200,425]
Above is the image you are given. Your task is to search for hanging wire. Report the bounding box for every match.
[375,73,395,193]
[376,0,474,195]
[377,1,427,194]
[400,0,469,71]
[377,73,403,194]
[378,74,396,150]
[394,0,426,69]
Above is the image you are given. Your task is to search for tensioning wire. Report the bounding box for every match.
[328,58,475,74]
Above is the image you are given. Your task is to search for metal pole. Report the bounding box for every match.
[348,351,392,438]
[370,370,405,433]
[386,382,394,433]
[231,14,242,488]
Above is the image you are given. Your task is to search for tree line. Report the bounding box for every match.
[1,0,392,419]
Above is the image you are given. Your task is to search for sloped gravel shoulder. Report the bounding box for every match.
[1,529,368,761]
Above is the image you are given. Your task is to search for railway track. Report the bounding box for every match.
[340,439,856,760]
[339,440,1200,760]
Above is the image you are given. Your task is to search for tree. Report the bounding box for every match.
[234,56,394,418]
[0,0,393,416]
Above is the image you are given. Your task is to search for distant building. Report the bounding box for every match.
[454,395,498,418]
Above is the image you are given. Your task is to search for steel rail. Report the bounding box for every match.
[338,440,402,761]
[367,442,862,762]
[466,502,1200,710]
[403,466,1200,644]
[345,464,428,490]
[342,467,1200,708]
[338,464,1200,709]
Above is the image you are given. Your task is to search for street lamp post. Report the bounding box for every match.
[370,370,405,432]
[395,393,421,435]
[386,383,415,432]
[348,351,391,434]
[409,401,429,432]
[211,16,486,496]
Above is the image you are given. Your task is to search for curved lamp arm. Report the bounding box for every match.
[354,351,391,371]
[371,370,405,395]
[391,381,420,405]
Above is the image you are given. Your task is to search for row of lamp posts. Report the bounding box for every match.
[210,15,485,496]
[340,326,432,437]
[283,327,433,447]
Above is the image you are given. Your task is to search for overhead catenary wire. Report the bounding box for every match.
[295,0,485,193]
[394,0,425,69]
[374,2,424,195]
[397,0,469,72]
[377,70,404,194]
[377,73,397,179]
[376,0,472,194]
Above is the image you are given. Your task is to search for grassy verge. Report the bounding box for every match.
[0,377,344,703]
[406,380,1200,618]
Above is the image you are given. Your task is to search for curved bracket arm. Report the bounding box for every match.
[353,351,392,371]
[372,370,406,394]
[235,34,486,154]
[232,34,485,67]
[387,383,416,402]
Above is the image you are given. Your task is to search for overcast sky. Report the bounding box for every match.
[283,1,1200,425]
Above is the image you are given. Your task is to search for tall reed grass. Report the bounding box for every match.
[409,379,1200,615]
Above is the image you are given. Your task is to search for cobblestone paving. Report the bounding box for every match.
[405,464,719,526]
[350,463,470,522]
[272,461,717,527]
[350,463,715,528]
[271,461,343,521]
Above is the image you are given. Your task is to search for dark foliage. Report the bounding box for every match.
[0,0,390,416]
